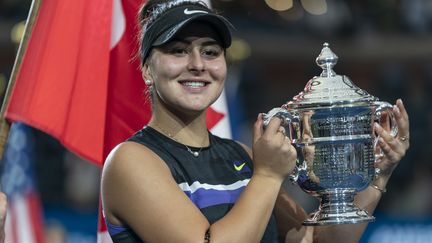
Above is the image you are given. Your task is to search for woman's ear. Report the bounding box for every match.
[142,63,149,81]
[142,63,154,86]
[141,62,153,80]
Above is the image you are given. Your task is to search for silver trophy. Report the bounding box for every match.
[264,43,398,225]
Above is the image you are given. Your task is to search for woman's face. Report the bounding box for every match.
[144,21,227,115]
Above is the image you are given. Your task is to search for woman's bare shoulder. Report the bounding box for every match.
[102,141,170,183]
[104,141,155,166]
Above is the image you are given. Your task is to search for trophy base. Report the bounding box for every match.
[303,189,375,226]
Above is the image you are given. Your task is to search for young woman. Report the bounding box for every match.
[101,1,410,242]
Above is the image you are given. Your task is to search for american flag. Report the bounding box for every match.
[1,123,44,243]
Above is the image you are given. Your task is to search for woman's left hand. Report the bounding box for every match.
[374,99,410,176]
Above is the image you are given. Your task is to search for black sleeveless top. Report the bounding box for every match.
[108,126,278,243]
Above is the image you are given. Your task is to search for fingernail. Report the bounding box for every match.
[398,99,403,105]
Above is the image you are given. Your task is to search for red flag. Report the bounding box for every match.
[6,0,232,241]
[5,0,114,165]
[103,0,151,162]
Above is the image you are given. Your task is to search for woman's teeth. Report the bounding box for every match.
[182,81,205,87]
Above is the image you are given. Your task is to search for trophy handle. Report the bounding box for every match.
[262,108,301,183]
[373,101,398,163]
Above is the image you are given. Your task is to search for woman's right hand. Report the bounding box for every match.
[252,114,297,181]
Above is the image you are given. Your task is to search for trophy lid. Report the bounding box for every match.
[286,43,378,109]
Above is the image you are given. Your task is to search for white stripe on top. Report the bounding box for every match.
[178,179,250,193]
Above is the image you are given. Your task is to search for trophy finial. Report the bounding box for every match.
[316,42,338,77]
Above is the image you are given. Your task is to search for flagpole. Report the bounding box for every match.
[0,0,42,160]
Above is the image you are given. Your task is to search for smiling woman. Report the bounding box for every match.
[145,21,227,113]
[100,1,410,243]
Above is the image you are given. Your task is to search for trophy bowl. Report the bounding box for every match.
[263,43,397,226]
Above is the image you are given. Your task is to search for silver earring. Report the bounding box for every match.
[145,79,152,86]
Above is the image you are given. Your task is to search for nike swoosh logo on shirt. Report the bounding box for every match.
[234,162,246,171]
[184,8,208,15]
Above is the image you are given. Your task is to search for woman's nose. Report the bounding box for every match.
[187,50,205,73]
